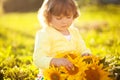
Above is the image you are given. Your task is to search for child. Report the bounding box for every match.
[33,0,91,79]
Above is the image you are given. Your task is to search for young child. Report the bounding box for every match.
[33,0,91,79]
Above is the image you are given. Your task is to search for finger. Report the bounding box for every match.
[65,65,72,71]
[65,59,74,69]
[68,63,74,69]
[66,63,74,71]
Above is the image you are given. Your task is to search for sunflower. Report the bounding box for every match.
[83,56,112,80]
[85,63,100,80]
[43,66,66,80]
[52,51,87,80]
[65,54,87,80]
[83,55,100,64]
[66,65,86,80]
[44,51,101,80]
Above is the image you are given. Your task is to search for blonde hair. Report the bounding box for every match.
[38,0,79,27]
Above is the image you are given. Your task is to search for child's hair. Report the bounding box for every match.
[43,0,79,25]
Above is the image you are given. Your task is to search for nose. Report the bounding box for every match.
[61,18,68,24]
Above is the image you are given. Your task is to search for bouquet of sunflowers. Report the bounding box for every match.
[43,51,113,80]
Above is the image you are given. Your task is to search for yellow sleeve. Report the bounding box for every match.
[73,27,91,54]
[33,30,53,69]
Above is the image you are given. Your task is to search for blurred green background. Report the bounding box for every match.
[0,0,120,80]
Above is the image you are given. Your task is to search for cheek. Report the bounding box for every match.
[68,19,73,24]
[51,19,60,26]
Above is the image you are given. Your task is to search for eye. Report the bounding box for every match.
[67,16,72,19]
[56,17,62,20]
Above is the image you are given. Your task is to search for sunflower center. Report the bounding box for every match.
[83,57,93,64]
[50,72,60,80]
[85,67,100,80]
[67,65,79,75]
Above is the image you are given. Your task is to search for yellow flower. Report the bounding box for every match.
[83,56,112,80]
[85,63,100,80]
[83,55,100,64]
[43,66,66,80]
[66,65,86,80]
[65,54,87,80]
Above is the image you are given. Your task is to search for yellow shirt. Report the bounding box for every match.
[33,26,91,69]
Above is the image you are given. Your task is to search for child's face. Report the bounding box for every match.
[50,14,74,31]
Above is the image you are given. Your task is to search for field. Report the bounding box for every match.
[0,5,120,80]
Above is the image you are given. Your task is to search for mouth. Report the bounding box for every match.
[61,25,68,27]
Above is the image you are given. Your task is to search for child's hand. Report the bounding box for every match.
[50,58,74,71]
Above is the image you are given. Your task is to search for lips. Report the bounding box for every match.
[61,26,66,27]
[61,25,68,27]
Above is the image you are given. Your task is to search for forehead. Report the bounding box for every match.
[48,0,75,16]
[52,14,73,18]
